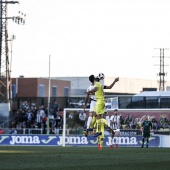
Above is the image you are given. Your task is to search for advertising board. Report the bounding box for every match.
[0,134,160,147]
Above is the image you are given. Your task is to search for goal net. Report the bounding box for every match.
[62,108,87,147]
[62,108,170,147]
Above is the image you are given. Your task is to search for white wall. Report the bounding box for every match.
[105,77,170,94]
[55,76,170,95]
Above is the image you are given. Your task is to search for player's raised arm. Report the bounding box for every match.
[104,77,119,89]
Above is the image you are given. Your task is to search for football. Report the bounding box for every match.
[98,73,105,80]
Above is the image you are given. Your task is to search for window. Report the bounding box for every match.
[64,87,69,97]
[12,84,16,97]
[39,84,45,97]
[52,86,57,97]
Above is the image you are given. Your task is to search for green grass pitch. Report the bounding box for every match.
[0,146,170,170]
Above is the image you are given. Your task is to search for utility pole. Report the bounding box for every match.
[0,0,25,103]
[0,0,25,124]
[154,48,169,91]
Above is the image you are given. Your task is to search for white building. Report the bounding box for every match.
[54,76,170,96]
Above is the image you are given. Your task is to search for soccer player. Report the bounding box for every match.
[83,75,98,137]
[93,114,109,150]
[141,115,153,148]
[86,76,119,137]
[84,75,110,137]
[110,109,120,149]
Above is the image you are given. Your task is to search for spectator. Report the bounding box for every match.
[54,112,63,133]
[20,121,26,129]
[36,110,42,128]
[42,114,47,134]
[79,112,87,127]
[38,106,46,119]
[0,127,4,134]
[26,109,33,128]
[16,122,22,134]
[160,117,169,129]
[32,121,38,128]
[31,121,38,134]
[14,110,20,124]
[20,109,27,123]
[52,100,59,116]
[30,103,37,110]
[31,108,37,123]
[151,118,158,129]
[49,125,56,134]
[124,114,133,128]
[68,112,74,120]
[48,112,54,128]
[10,127,17,134]
[20,101,29,111]
[66,112,74,129]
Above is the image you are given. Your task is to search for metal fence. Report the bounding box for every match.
[0,128,169,135]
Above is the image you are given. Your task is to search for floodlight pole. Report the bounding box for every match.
[154,48,169,91]
[0,0,25,104]
[47,55,51,134]
[0,0,24,126]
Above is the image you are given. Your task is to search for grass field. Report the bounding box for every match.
[0,146,170,170]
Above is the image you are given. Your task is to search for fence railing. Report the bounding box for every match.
[0,119,15,128]
[0,128,170,135]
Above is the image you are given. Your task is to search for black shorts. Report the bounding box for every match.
[143,131,150,138]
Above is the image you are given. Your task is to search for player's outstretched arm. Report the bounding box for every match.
[104,77,119,89]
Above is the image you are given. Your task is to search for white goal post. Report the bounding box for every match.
[62,108,85,147]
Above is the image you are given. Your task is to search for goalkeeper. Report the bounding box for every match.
[141,116,153,148]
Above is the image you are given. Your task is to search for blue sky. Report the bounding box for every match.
[8,0,170,80]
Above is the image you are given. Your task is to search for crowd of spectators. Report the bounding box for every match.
[9,100,63,134]
[123,114,170,130]
[1,101,170,135]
